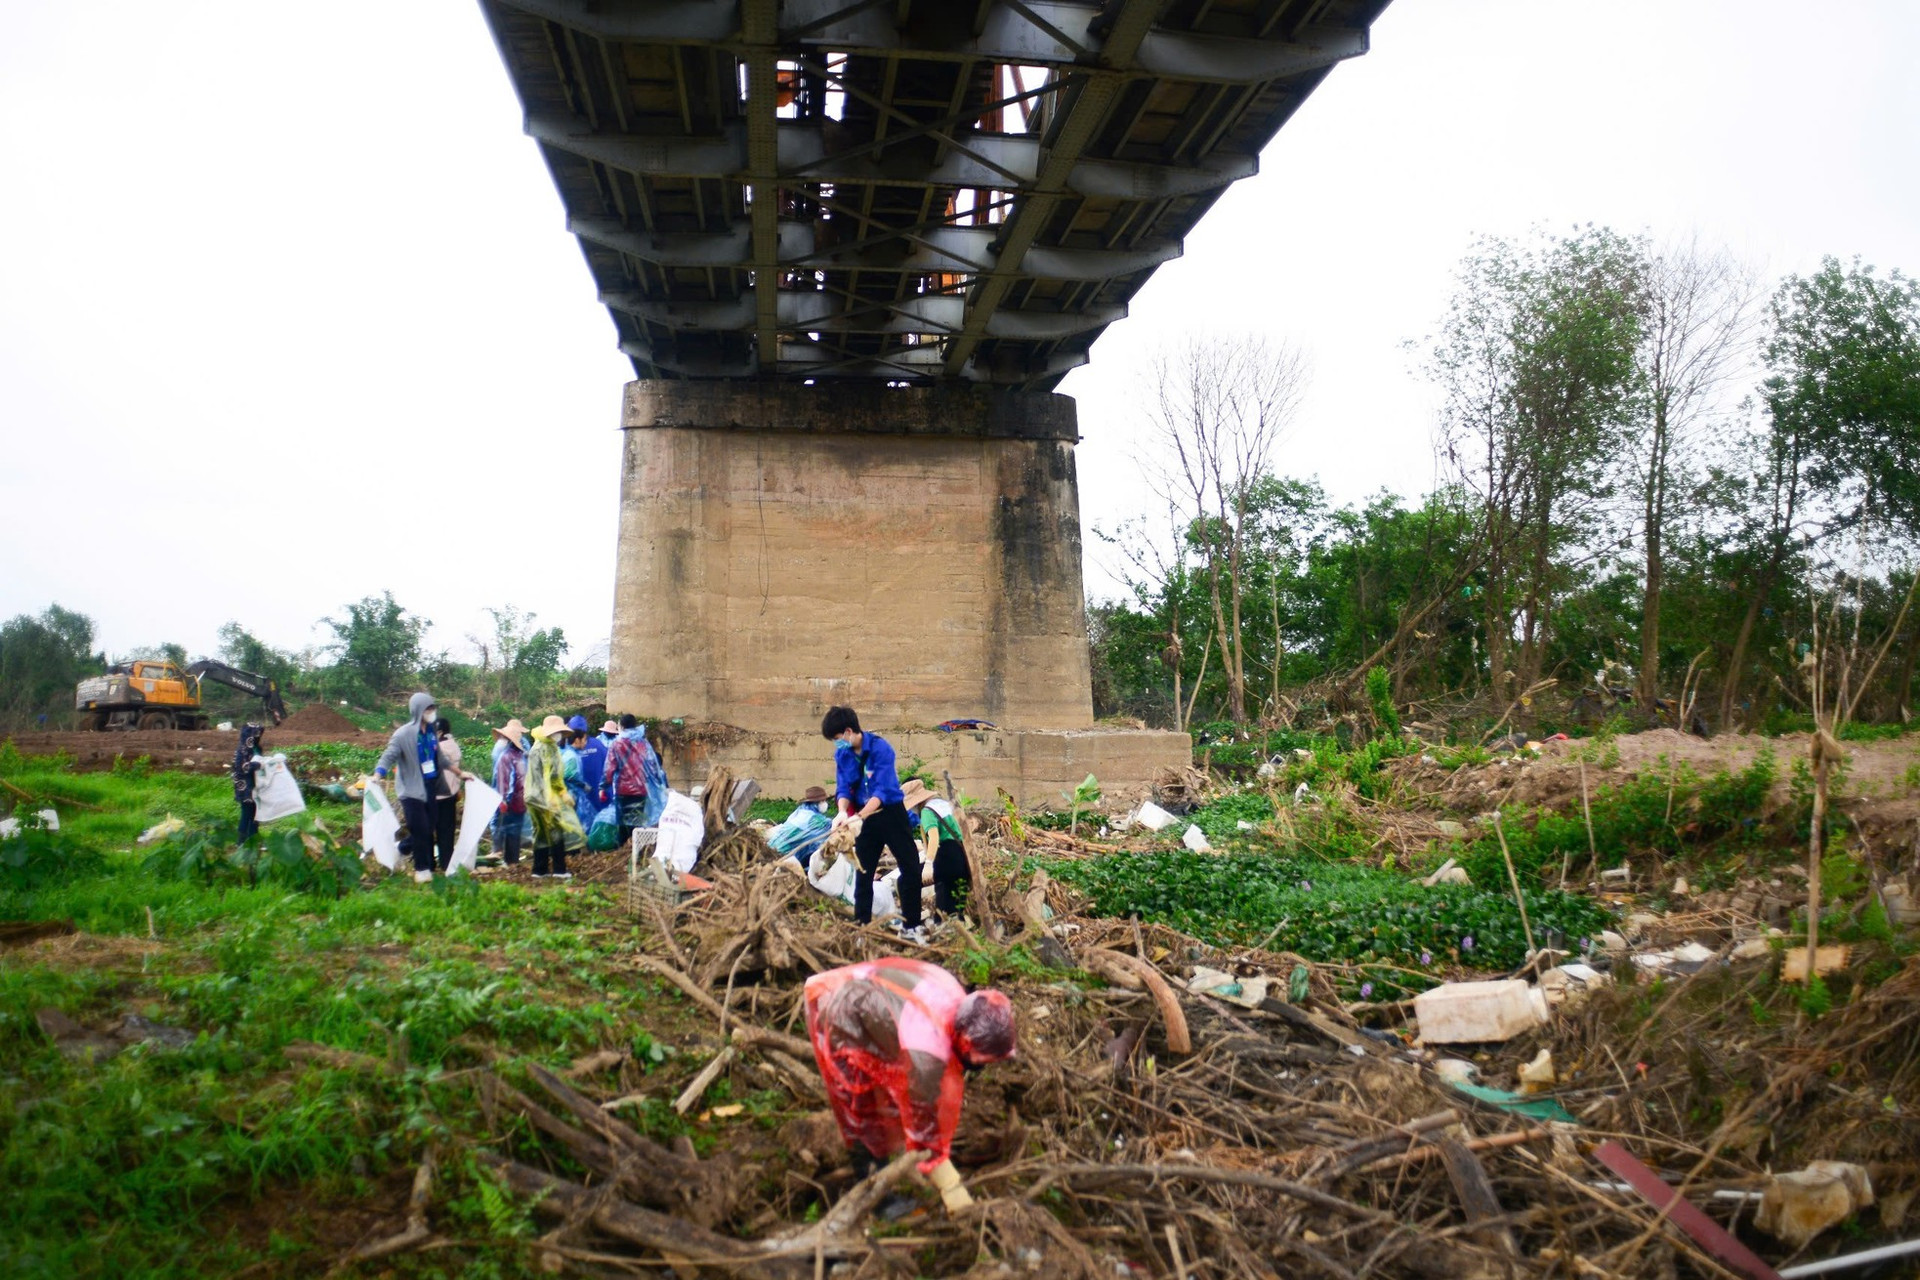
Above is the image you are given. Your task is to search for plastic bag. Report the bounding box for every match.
[653,790,704,873]
[809,849,854,899]
[450,776,502,874]
[253,754,306,824]
[362,783,402,871]
[587,802,622,851]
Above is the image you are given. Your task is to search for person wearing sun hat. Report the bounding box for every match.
[901,778,971,920]
[526,715,587,880]
[490,718,530,867]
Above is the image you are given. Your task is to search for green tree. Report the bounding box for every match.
[1721,259,1920,724]
[1429,227,1646,703]
[0,604,104,727]
[472,607,568,706]
[216,622,301,691]
[323,592,426,698]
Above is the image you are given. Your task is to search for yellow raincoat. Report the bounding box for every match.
[527,732,587,852]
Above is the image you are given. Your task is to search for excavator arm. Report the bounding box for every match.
[185,661,288,724]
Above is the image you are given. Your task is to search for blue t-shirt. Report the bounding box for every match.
[835,733,904,809]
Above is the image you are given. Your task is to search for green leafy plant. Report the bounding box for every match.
[1365,666,1400,736]
[1040,849,1607,975]
[1065,773,1101,837]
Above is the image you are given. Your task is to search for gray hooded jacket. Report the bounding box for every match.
[375,691,440,802]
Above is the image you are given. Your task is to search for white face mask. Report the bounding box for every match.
[423,710,437,725]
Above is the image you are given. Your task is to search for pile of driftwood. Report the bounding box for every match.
[424,850,1907,1280]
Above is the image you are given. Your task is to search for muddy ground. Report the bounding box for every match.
[5,703,389,773]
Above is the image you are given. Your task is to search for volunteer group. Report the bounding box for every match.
[237,694,971,934]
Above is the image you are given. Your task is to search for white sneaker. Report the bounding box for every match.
[549,873,574,882]
[413,870,434,884]
[531,872,550,880]
[896,924,928,945]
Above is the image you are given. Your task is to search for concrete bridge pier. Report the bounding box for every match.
[607,380,1190,804]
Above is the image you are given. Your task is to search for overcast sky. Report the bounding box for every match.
[3,1,1916,669]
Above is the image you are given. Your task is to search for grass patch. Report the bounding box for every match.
[0,750,719,1278]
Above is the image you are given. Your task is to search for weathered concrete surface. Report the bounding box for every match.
[654,725,1192,809]
[608,380,1097,734]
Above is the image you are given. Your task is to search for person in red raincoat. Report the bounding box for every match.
[804,958,1017,1177]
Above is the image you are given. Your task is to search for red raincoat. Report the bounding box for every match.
[804,958,969,1172]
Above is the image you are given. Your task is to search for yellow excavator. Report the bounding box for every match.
[75,660,288,731]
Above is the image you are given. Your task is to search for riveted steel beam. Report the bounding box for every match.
[527,113,1251,197]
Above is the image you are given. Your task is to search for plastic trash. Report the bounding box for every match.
[1133,801,1176,832]
[1186,966,1269,1009]
[1757,1162,1874,1248]
[137,815,186,845]
[0,808,60,839]
[253,755,306,824]
[809,849,855,900]
[1631,941,1717,976]
[1517,1047,1557,1090]
[1413,979,1548,1043]
[361,783,402,871]
[1181,824,1212,852]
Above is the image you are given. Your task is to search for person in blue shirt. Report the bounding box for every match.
[821,705,924,941]
[572,714,608,799]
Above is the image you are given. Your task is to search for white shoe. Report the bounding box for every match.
[550,873,574,882]
[895,924,928,945]
[413,870,433,884]
[531,872,550,880]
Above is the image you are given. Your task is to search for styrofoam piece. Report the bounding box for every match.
[1133,801,1176,831]
[1413,979,1549,1044]
[1182,824,1212,852]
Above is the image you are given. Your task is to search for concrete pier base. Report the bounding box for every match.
[606,379,1190,797]
[653,724,1192,810]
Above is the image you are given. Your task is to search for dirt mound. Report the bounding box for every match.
[276,703,361,737]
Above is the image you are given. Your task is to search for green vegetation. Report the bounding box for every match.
[0,750,791,1278]
[1042,848,1606,976]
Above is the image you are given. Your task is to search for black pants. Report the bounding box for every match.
[237,800,258,844]
[534,842,568,877]
[399,795,436,874]
[434,795,459,871]
[932,837,971,916]
[498,809,524,865]
[854,803,921,927]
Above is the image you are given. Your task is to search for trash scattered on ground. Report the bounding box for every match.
[1757,1162,1875,1248]
[0,807,59,838]
[1632,940,1718,975]
[1180,823,1211,852]
[1132,800,1176,831]
[1414,978,1548,1043]
[1781,944,1851,982]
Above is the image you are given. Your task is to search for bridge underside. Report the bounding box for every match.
[480,0,1386,780]
[479,0,1389,387]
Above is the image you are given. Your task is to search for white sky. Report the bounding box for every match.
[3,0,1916,667]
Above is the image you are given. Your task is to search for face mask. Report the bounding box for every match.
[423,710,437,725]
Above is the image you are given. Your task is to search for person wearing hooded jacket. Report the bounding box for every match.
[372,691,449,883]
[232,723,267,844]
